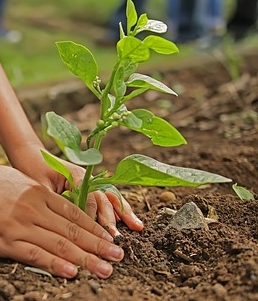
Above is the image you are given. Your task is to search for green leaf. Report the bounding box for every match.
[40,150,74,189]
[64,147,103,166]
[126,73,177,95]
[135,13,148,30]
[232,183,255,201]
[93,154,232,187]
[126,0,138,33]
[121,109,186,147]
[45,112,81,152]
[117,36,150,63]
[113,66,127,99]
[120,59,138,78]
[136,19,168,34]
[56,41,98,88]
[143,36,179,55]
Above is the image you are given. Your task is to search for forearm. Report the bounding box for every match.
[0,65,45,169]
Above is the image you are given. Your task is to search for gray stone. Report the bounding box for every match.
[169,201,209,230]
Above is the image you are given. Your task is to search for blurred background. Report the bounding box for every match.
[0,0,256,88]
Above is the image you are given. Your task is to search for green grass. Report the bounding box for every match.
[0,0,254,88]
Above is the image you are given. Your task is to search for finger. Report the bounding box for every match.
[94,191,120,237]
[34,203,124,262]
[105,191,144,231]
[45,191,113,242]
[85,192,97,220]
[5,240,114,279]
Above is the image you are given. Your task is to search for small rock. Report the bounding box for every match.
[159,191,177,203]
[212,283,228,298]
[169,201,209,230]
[179,264,199,280]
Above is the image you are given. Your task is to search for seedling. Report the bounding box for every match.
[41,0,232,210]
[232,183,255,201]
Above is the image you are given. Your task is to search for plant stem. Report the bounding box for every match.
[101,60,121,119]
[77,131,103,211]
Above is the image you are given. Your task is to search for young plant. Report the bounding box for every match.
[41,0,232,211]
[232,183,255,201]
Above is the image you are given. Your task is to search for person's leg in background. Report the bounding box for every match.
[205,0,225,36]
[167,0,199,43]
[167,0,180,41]
[194,0,225,48]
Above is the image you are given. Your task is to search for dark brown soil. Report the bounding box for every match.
[1,51,258,301]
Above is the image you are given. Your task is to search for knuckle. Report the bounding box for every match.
[27,246,43,263]
[95,239,107,256]
[67,222,82,242]
[56,238,71,255]
[68,204,82,223]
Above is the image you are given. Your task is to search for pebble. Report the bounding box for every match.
[169,201,209,230]
[159,191,177,203]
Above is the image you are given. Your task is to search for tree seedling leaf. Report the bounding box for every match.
[45,112,82,152]
[126,0,138,32]
[137,19,168,34]
[117,36,150,63]
[121,109,186,146]
[63,147,103,166]
[56,41,98,88]
[143,35,179,54]
[232,183,255,201]
[126,73,177,95]
[93,154,232,187]
[40,150,74,189]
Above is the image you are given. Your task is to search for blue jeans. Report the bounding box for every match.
[197,0,224,33]
[108,0,146,40]
[167,0,224,41]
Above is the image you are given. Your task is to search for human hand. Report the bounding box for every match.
[86,190,144,236]
[0,165,124,279]
[14,146,144,237]
[56,158,144,236]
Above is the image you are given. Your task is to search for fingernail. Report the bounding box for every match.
[132,213,143,225]
[114,230,122,237]
[96,262,113,278]
[63,264,78,278]
[108,245,124,260]
[102,232,114,242]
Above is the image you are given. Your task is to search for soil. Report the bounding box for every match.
[0,51,258,301]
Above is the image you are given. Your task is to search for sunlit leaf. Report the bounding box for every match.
[137,19,167,34]
[93,154,232,187]
[126,73,177,95]
[121,109,186,146]
[117,36,150,63]
[113,66,127,98]
[143,36,179,54]
[126,0,138,32]
[56,41,98,88]
[135,13,148,29]
[232,183,255,201]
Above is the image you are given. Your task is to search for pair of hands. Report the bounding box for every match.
[0,154,143,279]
